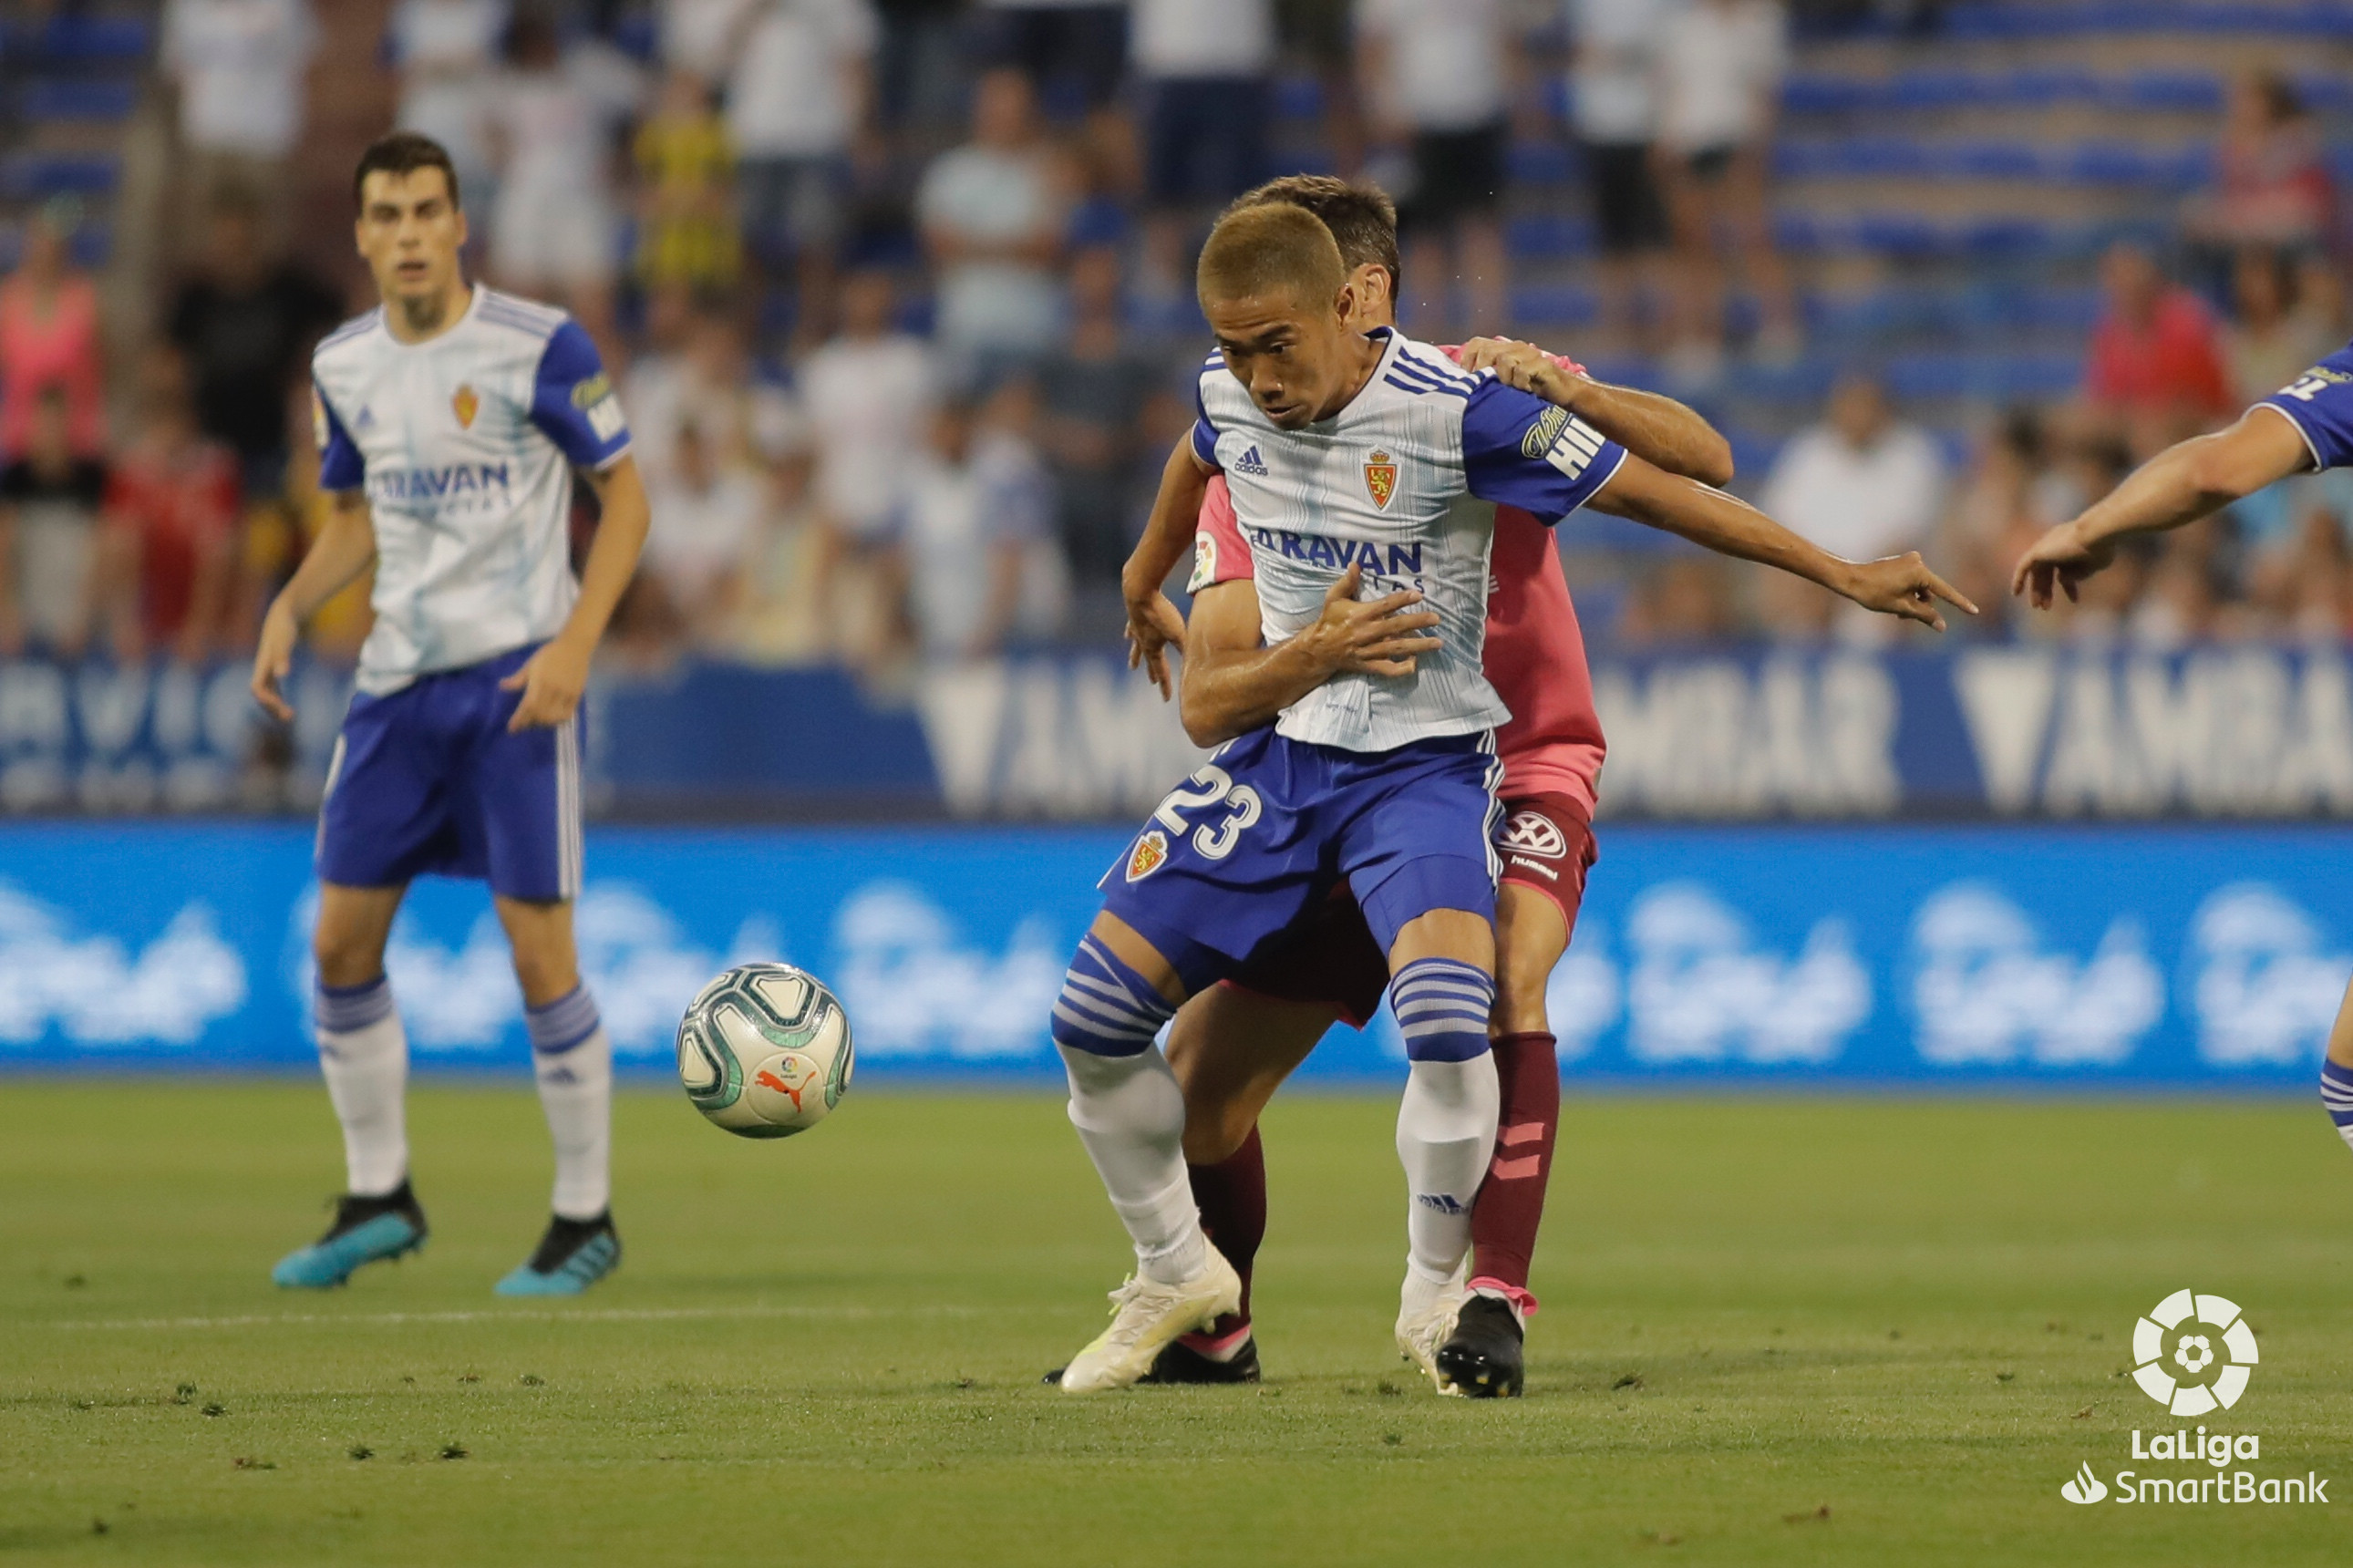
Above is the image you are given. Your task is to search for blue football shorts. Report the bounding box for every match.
[1098,726,1502,989]
[315,644,584,902]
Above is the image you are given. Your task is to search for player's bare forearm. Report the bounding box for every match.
[1589,453,1976,631]
[1124,438,1213,607]
[2010,409,2309,608]
[1554,378,1732,486]
[277,490,377,624]
[501,457,647,732]
[1457,338,1734,486]
[1121,438,1214,696]
[1178,569,1440,748]
[559,456,650,654]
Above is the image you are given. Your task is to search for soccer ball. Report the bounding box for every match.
[676,963,854,1139]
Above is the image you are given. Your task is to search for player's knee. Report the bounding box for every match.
[1178,1085,1254,1165]
[508,949,580,1010]
[313,924,387,990]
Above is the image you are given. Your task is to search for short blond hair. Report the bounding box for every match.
[1196,202,1347,315]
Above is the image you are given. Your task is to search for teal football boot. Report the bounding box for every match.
[494,1212,621,1296]
[272,1183,428,1288]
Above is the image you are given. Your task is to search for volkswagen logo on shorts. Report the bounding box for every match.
[1496,810,1567,860]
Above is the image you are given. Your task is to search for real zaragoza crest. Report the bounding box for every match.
[1125,830,1169,882]
[1364,449,1397,510]
[451,384,480,428]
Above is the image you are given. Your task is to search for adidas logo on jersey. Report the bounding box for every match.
[1233,445,1270,476]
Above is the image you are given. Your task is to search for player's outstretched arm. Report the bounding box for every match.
[253,489,377,722]
[1121,435,1214,698]
[1177,564,1442,748]
[1458,337,1734,486]
[2011,407,2308,609]
[503,454,650,731]
[1587,451,1978,632]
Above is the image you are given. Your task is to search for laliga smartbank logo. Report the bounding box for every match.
[2059,1289,2330,1510]
[2130,1287,2256,1417]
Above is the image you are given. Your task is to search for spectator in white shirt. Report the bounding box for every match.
[1655,0,1798,379]
[482,10,641,338]
[625,304,800,497]
[161,0,319,232]
[800,269,938,548]
[1566,0,1671,342]
[1759,373,1945,640]
[1130,0,1275,298]
[387,0,510,228]
[915,69,1070,384]
[902,380,1067,662]
[642,419,768,646]
[725,0,880,344]
[1355,0,1520,342]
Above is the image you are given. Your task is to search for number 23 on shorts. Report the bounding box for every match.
[1151,764,1263,861]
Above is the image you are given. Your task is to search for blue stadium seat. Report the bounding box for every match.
[0,153,119,199]
[1510,284,1596,329]
[1508,141,1576,187]
[16,79,138,122]
[3,15,150,60]
[1504,212,1592,262]
[1274,76,1323,121]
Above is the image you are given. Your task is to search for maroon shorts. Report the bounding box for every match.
[1222,793,1597,1026]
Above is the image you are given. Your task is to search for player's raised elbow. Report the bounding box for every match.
[1178,692,1244,751]
[1686,430,1736,489]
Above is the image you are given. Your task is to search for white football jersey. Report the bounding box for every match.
[1192,328,1624,751]
[312,286,632,695]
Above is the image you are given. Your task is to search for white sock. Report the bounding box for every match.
[315,977,408,1196]
[1397,1053,1500,1284]
[1059,1043,1207,1284]
[527,987,612,1221]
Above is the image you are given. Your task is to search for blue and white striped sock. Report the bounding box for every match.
[1390,958,1501,1283]
[1050,934,1202,1283]
[527,985,611,1221]
[1049,934,1178,1057]
[2322,1059,2353,1153]
[315,976,408,1197]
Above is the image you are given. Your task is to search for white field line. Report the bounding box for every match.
[43,1303,979,1332]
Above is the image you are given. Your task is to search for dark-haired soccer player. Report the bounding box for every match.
[2013,340,2353,1171]
[1049,199,1968,1395]
[256,133,649,1295]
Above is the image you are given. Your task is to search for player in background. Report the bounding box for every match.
[1050,202,1969,1395]
[254,133,650,1296]
[2012,341,2353,1171]
[1099,176,1732,1397]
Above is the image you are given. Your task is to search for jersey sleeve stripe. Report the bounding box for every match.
[1395,348,1480,391]
[1384,370,1470,399]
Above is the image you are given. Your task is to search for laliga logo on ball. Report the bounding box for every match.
[2131,1288,2258,1417]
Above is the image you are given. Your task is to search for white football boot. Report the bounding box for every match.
[1395,1256,1472,1396]
[1058,1246,1244,1394]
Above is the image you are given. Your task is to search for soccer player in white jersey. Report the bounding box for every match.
[1046,203,1973,1392]
[254,133,650,1296]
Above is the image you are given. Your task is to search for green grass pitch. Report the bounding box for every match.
[2,1081,2348,1566]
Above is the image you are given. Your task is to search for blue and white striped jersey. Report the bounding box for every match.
[1191,327,1625,752]
[312,286,632,695]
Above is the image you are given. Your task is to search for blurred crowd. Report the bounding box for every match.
[0,0,2348,679]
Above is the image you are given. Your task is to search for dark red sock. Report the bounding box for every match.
[1470,1032,1560,1305]
[1187,1125,1265,1337]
